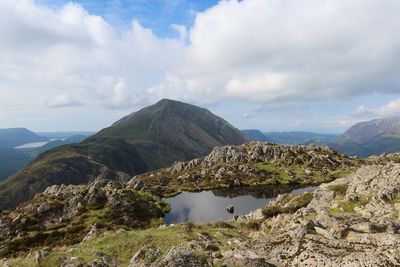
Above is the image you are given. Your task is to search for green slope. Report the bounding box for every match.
[0,138,148,209]
[91,99,246,169]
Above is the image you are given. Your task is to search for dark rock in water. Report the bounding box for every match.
[226,204,234,214]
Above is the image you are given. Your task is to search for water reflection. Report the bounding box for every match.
[164,185,316,224]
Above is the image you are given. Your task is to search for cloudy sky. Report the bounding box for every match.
[1,0,400,133]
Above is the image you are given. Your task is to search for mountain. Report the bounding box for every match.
[241,129,270,141]
[242,130,338,145]
[91,99,246,169]
[0,128,48,148]
[330,117,400,157]
[0,99,246,209]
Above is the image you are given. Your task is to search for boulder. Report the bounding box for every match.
[226,204,234,214]
[223,250,276,267]
[128,244,162,267]
[159,247,212,267]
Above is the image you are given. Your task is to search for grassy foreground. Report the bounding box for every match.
[9,222,246,267]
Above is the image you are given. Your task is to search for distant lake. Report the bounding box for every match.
[164,185,316,224]
[14,139,58,149]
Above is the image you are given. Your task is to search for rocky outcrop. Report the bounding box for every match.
[0,180,168,257]
[170,142,352,171]
[226,162,400,266]
[131,142,360,196]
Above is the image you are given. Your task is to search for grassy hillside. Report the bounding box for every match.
[0,138,148,209]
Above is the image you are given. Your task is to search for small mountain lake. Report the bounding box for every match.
[164,185,316,224]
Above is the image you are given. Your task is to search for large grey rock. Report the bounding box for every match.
[128,244,162,267]
[223,250,276,267]
[159,246,212,267]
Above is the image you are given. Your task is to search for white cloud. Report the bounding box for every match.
[164,0,400,103]
[352,99,400,118]
[47,94,83,108]
[106,78,144,109]
[2,0,400,130]
[0,0,184,113]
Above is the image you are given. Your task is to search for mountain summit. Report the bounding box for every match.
[0,99,246,209]
[90,99,246,169]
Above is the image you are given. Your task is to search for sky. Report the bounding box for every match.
[1,0,400,133]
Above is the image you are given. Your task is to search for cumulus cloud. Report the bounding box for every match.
[0,0,183,112]
[352,99,400,118]
[2,0,400,130]
[165,0,400,103]
[106,78,145,109]
[47,94,83,108]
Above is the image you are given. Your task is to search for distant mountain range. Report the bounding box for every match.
[329,117,400,157]
[243,117,400,157]
[0,99,246,209]
[242,129,338,145]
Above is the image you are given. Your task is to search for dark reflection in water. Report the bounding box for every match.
[164,185,316,224]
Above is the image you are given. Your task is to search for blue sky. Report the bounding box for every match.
[1,0,400,132]
[36,0,218,37]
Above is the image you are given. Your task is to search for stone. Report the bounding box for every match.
[129,244,162,267]
[82,224,99,243]
[223,250,276,267]
[59,256,82,267]
[0,258,9,267]
[159,247,212,267]
[35,248,50,264]
[226,204,234,214]
[315,226,335,240]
